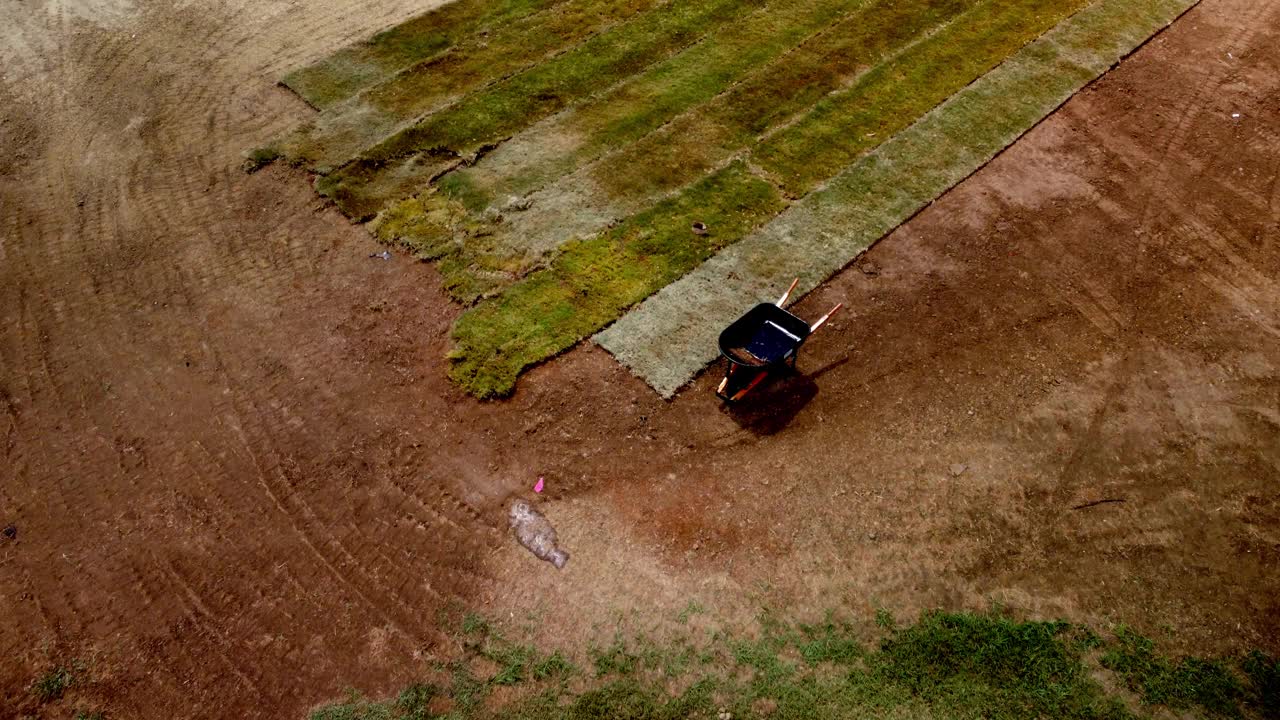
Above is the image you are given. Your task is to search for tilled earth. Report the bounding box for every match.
[1,0,1277,717]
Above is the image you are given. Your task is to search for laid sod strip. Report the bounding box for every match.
[597,0,1088,202]
[448,163,784,399]
[322,0,766,217]
[275,0,667,173]
[753,0,1088,195]
[282,0,560,110]
[423,0,1076,302]
[589,0,978,200]
[376,0,980,303]
[319,155,462,230]
[596,0,1199,397]
[372,189,536,304]
[432,0,873,212]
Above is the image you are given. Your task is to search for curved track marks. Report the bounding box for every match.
[2,0,1278,717]
[0,2,501,717]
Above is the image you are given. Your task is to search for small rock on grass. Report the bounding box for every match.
[949,463,967,477]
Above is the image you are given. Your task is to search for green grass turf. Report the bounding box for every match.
[591,0,980,199]
[320,0,765,217]
[368,0,761,160]
[282,0,561,109]
[447,162,783,398]
[273,0,1182,399]
[368,0,977,309]
[593,0,1194,397]
[306,609,1279,719]
[751,0,1090,194]
[439,0,1086,398]
[276,0,669,172]
[431,0,878,210]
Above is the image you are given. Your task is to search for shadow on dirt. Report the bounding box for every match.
[719,356,848,435]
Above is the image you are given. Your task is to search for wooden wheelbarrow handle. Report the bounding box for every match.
[776,278,800,307]
[809,303,843,333]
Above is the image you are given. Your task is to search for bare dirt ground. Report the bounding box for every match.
[1,0,1277,717]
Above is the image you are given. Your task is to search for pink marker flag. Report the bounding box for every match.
[534,476,545,493]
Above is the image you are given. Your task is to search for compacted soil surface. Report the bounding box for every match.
[1,0,1276,717]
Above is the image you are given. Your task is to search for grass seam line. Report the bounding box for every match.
[322,0,768,217]
[359,0,762,166]
[278,0,680,173]
[430,0,883,205]
[282,0,570,109]
[430,0,989,292]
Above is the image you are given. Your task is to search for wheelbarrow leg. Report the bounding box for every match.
[730,370,769,401]
[717,364,733,396]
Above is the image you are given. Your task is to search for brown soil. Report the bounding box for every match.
[1,0,1277,718]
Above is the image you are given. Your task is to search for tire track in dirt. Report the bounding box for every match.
[219,369,440,650]
[159,557,268,697]
[4,0,1279,717]
[1,2,506,717]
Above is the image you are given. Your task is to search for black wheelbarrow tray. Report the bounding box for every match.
[716,278,842,402]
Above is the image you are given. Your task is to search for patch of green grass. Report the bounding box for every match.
[1243,651,1279,717]
[752,0,1090,194]
[531,651,577,681]
[371,191,470,260]
[324,0,745,217]
[311,689,397,720]
[73,712,106,720]
[357,0,764,166]
[309,609,1275,720]
[874,607,897,631]
[797,614,864,666]
[282,0,561,109]
[872,611,1126,719]
[448,662,488,715]
[591,0,977,199]
[279,0,669,175]
[460,612,491,637]
[390,684,439,719]
[587,0,1089,202]
[447,161,784,398]
[31,665,75,703]
[1102,626,1246,717]
[435,172,491,214]
[242,146,282,173]
[358,0,666,123]
[591,637,644,677]
[676,600,706,624]
[436,0,873,209]
[485,642,538,686]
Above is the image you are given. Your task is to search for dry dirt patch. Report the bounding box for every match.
[0,0,1276,718]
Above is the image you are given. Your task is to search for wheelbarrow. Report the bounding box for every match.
[715,278,842,402]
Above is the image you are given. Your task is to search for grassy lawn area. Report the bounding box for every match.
[307,609,1280,719]
[437,0,1086,398]
[276,0,668,172]
[447,163,783,398]
[265,0,1188,398]
[320,0,765,217]
[282,0,563,109]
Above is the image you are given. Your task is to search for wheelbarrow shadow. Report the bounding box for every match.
[718,356,849,436]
